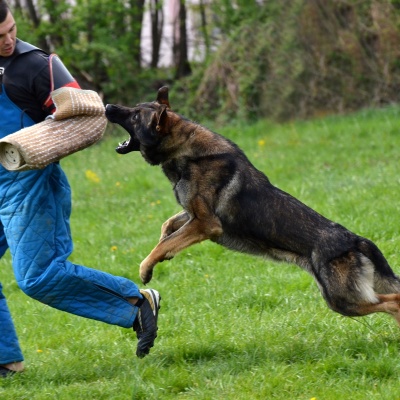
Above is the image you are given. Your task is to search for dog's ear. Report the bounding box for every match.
[155,104,168,132]
[156,86,171,109]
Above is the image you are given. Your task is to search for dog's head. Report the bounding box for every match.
[105,86,172,165]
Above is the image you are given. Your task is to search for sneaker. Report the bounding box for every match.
[133,289,161,358]
[0,366,16,378]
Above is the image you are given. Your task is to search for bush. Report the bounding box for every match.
[173,0,400,123]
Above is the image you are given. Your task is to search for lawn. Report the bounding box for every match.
[1,105,400,399]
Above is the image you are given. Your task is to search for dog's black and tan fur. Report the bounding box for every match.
[106,87,400,325]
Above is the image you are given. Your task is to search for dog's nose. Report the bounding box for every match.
[104,104,114,119]
[105,104,115,115]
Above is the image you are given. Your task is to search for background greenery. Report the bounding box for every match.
[9,0,400,122]
[1,103,400,399]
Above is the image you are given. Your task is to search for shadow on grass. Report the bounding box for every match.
[153,328,400,378]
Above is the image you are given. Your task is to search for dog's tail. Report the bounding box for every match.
[358,238,400,294]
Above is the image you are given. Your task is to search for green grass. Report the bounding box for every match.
[1,105,400,399]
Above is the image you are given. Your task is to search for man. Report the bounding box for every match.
[0,0,161,378]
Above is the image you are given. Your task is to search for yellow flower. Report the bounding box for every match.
[258,139,266,147]
[85,169,100,183]
[111,246,118,252]
[37,349,43,353]
[115,181,121,187]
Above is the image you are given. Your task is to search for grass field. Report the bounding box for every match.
[1,105,400,399]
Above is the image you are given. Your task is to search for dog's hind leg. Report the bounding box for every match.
[315,251,400,325]
[358,238,400,294]
[322,287,400,325]
[347,294,400,326]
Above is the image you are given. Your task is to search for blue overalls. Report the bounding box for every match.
[0,44,140,364]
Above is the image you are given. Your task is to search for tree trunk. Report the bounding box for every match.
[199,0,210,59]
[174,0,191,79]
[150,0,164,68]
[23,0,49,51]
[25,0,40,28]
[130,0,146,68]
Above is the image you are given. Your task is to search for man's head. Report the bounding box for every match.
[0,1,16,57]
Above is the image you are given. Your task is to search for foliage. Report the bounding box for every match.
[174,0,400,122]
[10,0,156,104]
[1,105,400,399]
[8,0,400,119]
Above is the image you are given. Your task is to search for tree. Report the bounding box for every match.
[10,0,400,121]
[149,0,164,68]
[198,0,210,59]
[173,0,191,79]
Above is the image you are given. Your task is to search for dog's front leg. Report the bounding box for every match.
[159,210,190,241]
[140,216,223,284]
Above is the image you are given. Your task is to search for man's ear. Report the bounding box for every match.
[155,105,168,132]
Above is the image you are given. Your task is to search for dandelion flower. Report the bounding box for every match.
[258,139,266,147]
[85,169,100,183]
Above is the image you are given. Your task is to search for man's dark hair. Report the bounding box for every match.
[0,0,10,24]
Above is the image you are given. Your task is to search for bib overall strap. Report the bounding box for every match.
[0,57,13,94]
[0,68,4,93]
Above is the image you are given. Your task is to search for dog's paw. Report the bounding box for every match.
[140,258,155,284]
[140,270,153,285]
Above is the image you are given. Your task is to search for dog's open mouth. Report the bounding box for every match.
[116,136,140,154]
[116,139,132,154]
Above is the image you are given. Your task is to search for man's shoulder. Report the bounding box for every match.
[15,48,49,67]
[0,39,47,64]
[6,51,49,87]
[0,50,48,73]
[14,39,42,55]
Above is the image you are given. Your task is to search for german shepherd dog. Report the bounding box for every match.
[105,87,400,325]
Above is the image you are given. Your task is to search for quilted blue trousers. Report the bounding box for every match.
[0,163,141,364]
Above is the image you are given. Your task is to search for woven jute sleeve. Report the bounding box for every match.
[0,87,107,171]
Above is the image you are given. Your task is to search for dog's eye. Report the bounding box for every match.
[132,114,140,122]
